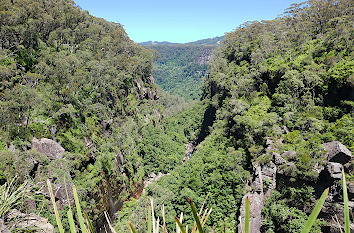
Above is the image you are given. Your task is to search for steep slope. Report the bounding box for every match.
[0,0,186,231]
[129,0,354,232]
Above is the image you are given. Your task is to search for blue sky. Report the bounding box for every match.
[75,0,301,43]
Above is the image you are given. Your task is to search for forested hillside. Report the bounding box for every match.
[0,0,353,232]
[120,0,353,232]
[0,0,196,231]
[145,43,218,100]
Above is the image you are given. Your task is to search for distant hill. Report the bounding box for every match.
[148,44,215,100]
[187,36,224,45]
[140,35,224,46]
[140,41,178,46]
[140,36,224,100]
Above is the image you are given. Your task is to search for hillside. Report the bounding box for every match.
[147,44,217,100]
[0,0,189,231]
[0,0,353,233]
[142,37,224,101]
[119,0,354,232]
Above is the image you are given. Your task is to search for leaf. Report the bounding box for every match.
[128,222,137,233]
[73,184,88,233]
[188,198,204,233]
[301,188,329,233]
[104,212,117,233]
[175,216,187,233]
[84,211,95,233]
[342,169,350,233]
[67,209,77,233]
[47,179,64,233]
[148,205,152,233]
[245,196,250,233]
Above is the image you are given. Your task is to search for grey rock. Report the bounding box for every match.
[273,152,286,165]
[282,150,297,160]
[238,193,264,233]
[7,209,54,233]
[0,219,10,233]
[323,141,352,164]
[327,162,343,179]
[32,138,64,160]
[262,162,276,179]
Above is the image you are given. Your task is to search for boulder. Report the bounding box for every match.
[323,141,352,164]
[7,209,54,233]
[282,150,297,160]
[327,162,343,179]
[0,219,10,233]
[238,193,264,233]
[32,138,64,160]
[273,152,286,165]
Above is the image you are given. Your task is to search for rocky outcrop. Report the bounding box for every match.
[238,140,353,233]
[0,219,10,233]
[273,152,286,165]
[324,141,352,164]
[238,162,277,233]
[6,209,54,233]
[326,162,343,179]
[31,138,65,160]
[238,193,264,233]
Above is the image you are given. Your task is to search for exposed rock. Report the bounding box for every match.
[31,138,64,160]
[238,193,264,233]
[49,124,57,139]
[273,152,286,165]
[101,119,113,132]
[282,150,296,160]
[326,162,343,179]
[46,183,74,210]
[348,181,354,200]
[324,141,352,164]
[8,144,18,153]
[7,209,54,233]
[265,137,283,151]
[238,162,277,232]
[0,219,10,233]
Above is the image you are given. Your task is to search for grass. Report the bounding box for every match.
[47,179,93,233]
[0,178,30,219]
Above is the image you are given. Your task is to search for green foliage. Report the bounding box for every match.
[301,188,328,233]
[147,44,217,100]
[0,179,30,219]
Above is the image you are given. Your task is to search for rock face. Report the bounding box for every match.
[6,209,54,233]
[0,219,10,233]
[324,141,352,164]
[273,152,286,165]
[238,139,353,233]
[238,163,277,233]
[32,138,65,160]
[326,162,343,179]
[238,193,264,233]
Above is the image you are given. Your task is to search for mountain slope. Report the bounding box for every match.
[131,0,354,232]
[0,0,184,230]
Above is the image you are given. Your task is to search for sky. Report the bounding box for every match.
[75,0,302,43]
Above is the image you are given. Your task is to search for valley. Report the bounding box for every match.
[0,0,353,233]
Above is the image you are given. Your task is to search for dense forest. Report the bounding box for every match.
[145,43,218,100]
[117,0,354,232]
[0,0,353,233]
